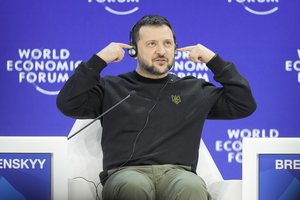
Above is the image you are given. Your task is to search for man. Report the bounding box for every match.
[57,15,256,200]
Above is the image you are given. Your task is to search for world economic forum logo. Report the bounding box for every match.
[6,48,81,95]
[88,0,140,15]
[227,0,279,15]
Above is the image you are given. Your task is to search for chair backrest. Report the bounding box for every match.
[197,138,223,186]
[67,119,224,199]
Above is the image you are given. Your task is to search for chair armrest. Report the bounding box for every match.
[197,139,224,186]
[208,180,242,200]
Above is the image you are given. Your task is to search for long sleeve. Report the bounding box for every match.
[56,55,107,119]
[204,55,256,119]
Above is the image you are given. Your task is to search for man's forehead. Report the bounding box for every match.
[138,25,173,40]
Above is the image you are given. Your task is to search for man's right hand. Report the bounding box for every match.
[96,42,132,64]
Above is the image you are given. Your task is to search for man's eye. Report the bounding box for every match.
[165,41,173,47]
[148,42,156,47]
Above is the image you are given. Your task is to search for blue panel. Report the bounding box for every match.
[0,153,51,200]
[259,154,300,200]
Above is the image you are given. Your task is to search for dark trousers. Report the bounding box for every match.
[102,164,211,200]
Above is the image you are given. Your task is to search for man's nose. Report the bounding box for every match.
[155,44,166,55]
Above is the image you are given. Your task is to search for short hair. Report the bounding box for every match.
[130,14,177,46]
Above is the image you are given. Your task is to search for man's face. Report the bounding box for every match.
[136,25,176,78]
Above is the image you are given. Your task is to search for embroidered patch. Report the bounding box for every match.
[171,95,181,105]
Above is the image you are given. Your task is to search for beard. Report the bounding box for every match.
[137,55,175,76]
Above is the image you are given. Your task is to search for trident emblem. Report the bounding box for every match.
[171,95,181,105]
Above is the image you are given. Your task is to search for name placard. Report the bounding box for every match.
[0,153,51,200]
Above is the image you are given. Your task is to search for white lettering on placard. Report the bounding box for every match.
[0,159,46,169]
[275,160,300,170]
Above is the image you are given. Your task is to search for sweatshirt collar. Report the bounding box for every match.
[132,70,170,83]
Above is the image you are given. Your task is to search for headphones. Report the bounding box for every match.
[128,28,138,57]
[127,25,178,58]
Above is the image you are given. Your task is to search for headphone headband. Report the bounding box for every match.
[128,26,138,57]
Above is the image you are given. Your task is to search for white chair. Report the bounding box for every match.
[67,119,241,200]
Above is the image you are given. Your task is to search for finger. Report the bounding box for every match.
[115,43,133,49]
[189,54,203,63]
[116,49,126,62]
[176,45,196,52]
[188,51,195,60]
[114,55,124,62]
[188,55,196,62]
[195,57,203,63]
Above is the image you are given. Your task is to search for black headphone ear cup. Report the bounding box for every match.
[128,27,138,57]
[128,47,137,57]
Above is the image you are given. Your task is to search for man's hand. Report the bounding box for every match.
[96,42,132,64]
[177,44,216,63]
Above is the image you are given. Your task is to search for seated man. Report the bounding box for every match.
[57,14,256,200]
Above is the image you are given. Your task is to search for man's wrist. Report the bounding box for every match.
[86,54,108,73]
[206,54,230,75]
[96,51,110,64]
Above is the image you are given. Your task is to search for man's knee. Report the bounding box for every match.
[103,170,155,200]
[158,169,210,200]
[118,180,152,199]
[176,180,209,200]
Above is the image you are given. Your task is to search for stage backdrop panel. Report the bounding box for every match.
[1,0,299,180]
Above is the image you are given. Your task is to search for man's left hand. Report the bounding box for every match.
[177,44,216,63]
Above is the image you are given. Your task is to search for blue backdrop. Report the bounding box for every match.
[1,0,300,180]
